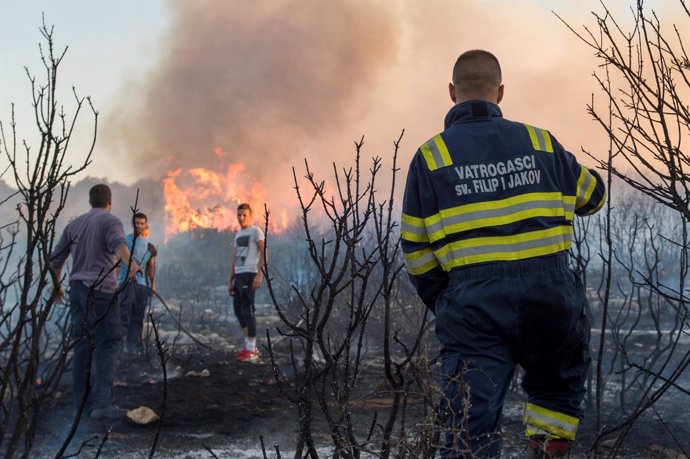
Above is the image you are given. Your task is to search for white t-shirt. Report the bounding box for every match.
[233,225,265,274]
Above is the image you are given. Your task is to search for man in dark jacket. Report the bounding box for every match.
[401,50,605,458]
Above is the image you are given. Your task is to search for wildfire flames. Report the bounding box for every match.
[163,158,288,241]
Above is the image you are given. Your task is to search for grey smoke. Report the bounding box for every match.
[105,0,399,206]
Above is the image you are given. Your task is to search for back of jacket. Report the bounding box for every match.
[401,100,606,310]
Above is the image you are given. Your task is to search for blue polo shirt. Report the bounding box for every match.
[117,233,153,286]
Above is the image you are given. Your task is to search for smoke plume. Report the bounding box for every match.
[105,0,399,210]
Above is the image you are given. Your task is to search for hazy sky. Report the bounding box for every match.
[0,0,665,224]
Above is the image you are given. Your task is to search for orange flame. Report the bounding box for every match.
[163,161,285,242]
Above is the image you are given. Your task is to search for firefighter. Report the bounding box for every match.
[401,50,605,458]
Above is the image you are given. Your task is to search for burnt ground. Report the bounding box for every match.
[27,311,690,459]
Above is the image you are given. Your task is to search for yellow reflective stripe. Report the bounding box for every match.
[524,124,554,153]
[418,193,576,243]
[526,427,555,438]
[576,167,596,208]
[420,143,438,171]
[403,248,440,275]
[563,195,576,220]
[435,226,572,269]
[433,134,453,168]
[526,124,540,150]
[419,135,453,171]
[401,213,429,243]
[523,403,579,441]
[424,213,445,242]
[439,192,569,238]
[542,129,554,152]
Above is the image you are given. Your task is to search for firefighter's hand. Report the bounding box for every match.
[227,279,234,296]
[252,274,263,291]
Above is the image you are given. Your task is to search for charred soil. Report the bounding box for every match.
[27,317,690,459]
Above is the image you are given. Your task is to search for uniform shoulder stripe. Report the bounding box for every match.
[524,124,554,153]
[419,134,453,171]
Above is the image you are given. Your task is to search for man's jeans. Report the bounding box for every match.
[69,281,122,411]
[120,282,151,353]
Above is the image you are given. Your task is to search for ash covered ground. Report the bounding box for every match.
[28,305,690,459]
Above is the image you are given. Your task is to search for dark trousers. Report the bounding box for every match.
[120,282,151,353]
[435,253,591,458]
[232,272,257,337]
[69,281,123,411]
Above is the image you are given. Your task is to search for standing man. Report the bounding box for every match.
[51,184,141,420]
[117,212,157,355]
[401,50,605,458]
[227,203,266,363]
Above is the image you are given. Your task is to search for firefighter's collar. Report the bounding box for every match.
[444,100,502,129]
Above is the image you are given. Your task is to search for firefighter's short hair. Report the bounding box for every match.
[237,203,252,214]
[452,50,502,95]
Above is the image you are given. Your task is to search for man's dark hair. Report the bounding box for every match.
[133,212,148,226]
[237,203,252,213]
[89,184,112,208]
[452,50,502,97]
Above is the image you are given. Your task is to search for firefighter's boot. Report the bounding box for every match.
[527,436,571,458]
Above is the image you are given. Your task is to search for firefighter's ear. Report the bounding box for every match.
[449,82,457,103]
[497,84,504,104]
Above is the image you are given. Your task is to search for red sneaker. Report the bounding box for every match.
[234,349,251,361]
[233,348,247,359]
[236,349,260,363]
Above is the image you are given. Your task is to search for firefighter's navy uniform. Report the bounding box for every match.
[401,100,606,458]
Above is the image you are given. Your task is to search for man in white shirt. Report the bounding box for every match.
[227,203,266,362]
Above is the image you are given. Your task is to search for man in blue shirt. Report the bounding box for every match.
[118,212,157,355]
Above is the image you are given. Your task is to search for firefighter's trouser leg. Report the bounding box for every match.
[435,253,590,458]
[439,347,513,457]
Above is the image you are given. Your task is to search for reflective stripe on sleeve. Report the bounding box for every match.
[401,213,429,243]
[576,167,597,209]
[403,247,440,275]
[435,226,573,269]
[523,403,580,441]
[424,213,445,242]
[420,134,453,171]
[524,124,554,153]
[420,193,576,243]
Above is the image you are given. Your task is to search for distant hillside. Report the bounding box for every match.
[0,175,166,248]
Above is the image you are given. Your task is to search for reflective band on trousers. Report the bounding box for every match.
[435,226,573,269]
[523,403,579,441]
